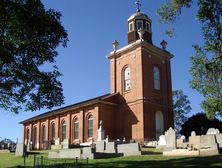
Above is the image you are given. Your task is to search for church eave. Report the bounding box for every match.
[19,93,119,125]
[107,40,173,60]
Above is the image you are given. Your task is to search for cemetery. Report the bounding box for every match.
[1,123,222,167]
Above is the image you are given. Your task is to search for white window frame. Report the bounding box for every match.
[74,119,79,140]
[146,21,151,32]
[124,67,131,91]
[129,21,134,32]
[88,115,93,138]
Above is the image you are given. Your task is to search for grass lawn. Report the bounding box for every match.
[0,148,222,167]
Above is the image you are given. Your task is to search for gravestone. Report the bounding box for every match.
[207,128,220,135]
[59,149,81,158]
[27,140,32,151]
[97,120,105,141]
[48,151,59,159]
[117,143,141,156]
[215,133,222,148]
[105,135,109,143]
[55,138,60,145]
[82,147,94,159]
[165,127,176,149]
[199,134,219,155]
[95,141,105,152]
[51,138,62,150]
[104,142,117,153]
[15,143,26,156]
[158,135,166,146]
[62,139,69,149]
[189,135,200,150]
[191,131,196,137]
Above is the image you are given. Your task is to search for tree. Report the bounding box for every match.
[157,0,222,119]
[0,0,68,113]
[173,90,192,133]
[181,112,222,138]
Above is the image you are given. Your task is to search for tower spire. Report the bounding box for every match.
[135,0,141,12]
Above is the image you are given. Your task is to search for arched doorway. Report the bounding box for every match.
[155,111,164,140]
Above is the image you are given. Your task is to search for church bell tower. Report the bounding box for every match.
[127,1,152,44]
[108,1,173,141]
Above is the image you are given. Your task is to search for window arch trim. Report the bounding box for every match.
[87,114,93,138]
[73,117,79,140]
[123,65,131,92]
[61,120,66,141]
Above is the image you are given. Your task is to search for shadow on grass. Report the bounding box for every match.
[88,155,222,168]
[141,151,162,155]
[10,155,222,168]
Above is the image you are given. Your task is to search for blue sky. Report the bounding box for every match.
[0,0,204,142]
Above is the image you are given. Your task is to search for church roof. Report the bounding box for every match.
[20,93,118,124]
[128,11,150,21]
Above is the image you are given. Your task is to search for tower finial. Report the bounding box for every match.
[135,0,141,12]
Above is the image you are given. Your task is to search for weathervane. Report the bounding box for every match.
[135,0,141,12]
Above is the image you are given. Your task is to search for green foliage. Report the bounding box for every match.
[173,90,192,132]
[158,0,222,118]
[181,113,222,138]
[190,46,222,119]
[173,90,191,133]
[0,0,68,113]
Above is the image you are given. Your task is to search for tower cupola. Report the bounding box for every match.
[127,0,152,44]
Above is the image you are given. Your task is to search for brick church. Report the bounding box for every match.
[20,3,173,150]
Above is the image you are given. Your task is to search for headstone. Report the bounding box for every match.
[158,135,166,146]
[82,147,94,159]
[95,141,105,152]
[147,141,158,147]
[48,151,59,159]
[105,135,109,143]
[176,139,187,149]
[207,128,220,135]
[163,149,199,156]
[97,120,105,141]
[200,134,217,147]
[62,139,69,149]
[117,143,141,156]
[215,133,222,148]
[189,135,200,150]
[55,138,60,145]
[15,143,26,156]
[180,135,186,141]
[199,134,219,155]
[59,149,81,158]
[27,140,31,151]
[104,142,117,153]
[165,127,176,149]
[191,131,196,137]
[51,138,62,150]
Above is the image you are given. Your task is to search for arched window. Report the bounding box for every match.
[33,127,37,145]
[124,66,131,91]
[153,66,160,90]
[155,111,164,140]
[74,118,79,140]
[88,115,93,138]
[62,121,66,141]
[26,128,30,141]
[51,123,55,142]
[41,125,46,143]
